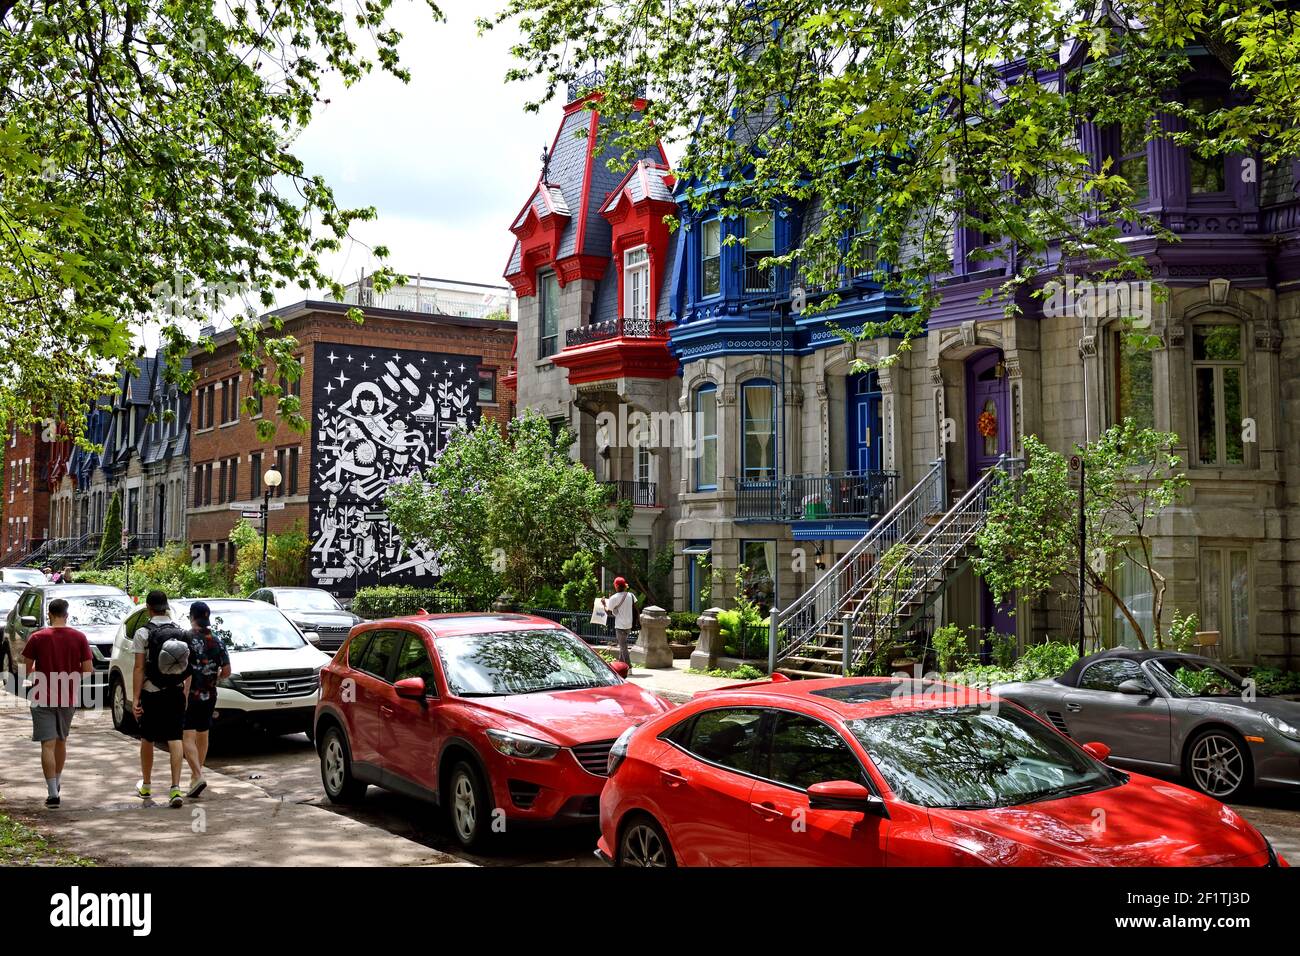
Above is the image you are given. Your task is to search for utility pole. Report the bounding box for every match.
[1071,453,1086,657]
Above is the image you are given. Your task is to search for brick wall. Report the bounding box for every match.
[1,429,52,559]
[186,302,516,566]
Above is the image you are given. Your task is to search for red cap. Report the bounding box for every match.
[613,576,627,589]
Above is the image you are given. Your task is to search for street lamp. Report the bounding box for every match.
[260,467,282,586]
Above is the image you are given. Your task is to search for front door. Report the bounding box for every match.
[847,371,883,474]
[966,351,1008,478]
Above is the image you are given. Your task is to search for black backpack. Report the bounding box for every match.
[144,619,191,690]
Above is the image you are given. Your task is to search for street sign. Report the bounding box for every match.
[241,511,262,520]
[268,502,286,511]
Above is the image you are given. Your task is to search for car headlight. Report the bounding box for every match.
[607,726,637,776]
[485,729,560,760]
[1261,712,1300,741]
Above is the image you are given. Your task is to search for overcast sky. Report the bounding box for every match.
[284,1,556,300]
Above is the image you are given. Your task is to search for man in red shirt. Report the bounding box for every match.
[21,597,92,808]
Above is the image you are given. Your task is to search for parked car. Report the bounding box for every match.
[314,612,673,849]
[597,675,1284,867]
[1,567,48,587]
[2,584,134,697]
[994,648,1300,801]
[108,598,332,738]
[250,587,360,652]
[0,584,23,621]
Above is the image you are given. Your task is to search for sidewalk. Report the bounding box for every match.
[0,690,468,867]
[626,658,750,703]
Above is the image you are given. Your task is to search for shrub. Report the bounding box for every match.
[666,629,696,645]
[1246,666,1300,697]
[228,519,311,595]
[669,612,701,633]
[92,489,123,569]
[75,544,231,601]
[1015,640,1079,681]
[945,665,1017,689]
[931,623,972,673]
[989,631,1018,668]
[558,551,600,612]
[1167,610,1199,652]
[352,586,474,620]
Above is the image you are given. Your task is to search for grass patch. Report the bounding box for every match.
[0,810,95,867]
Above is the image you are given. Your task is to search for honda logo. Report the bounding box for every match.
[276,680,288,693]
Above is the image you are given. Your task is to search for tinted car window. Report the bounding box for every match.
[394,634,437,694]
[358,630,400,680]
[684,708,764,774]
[347,631,373,669]
[18,592,40,621]
[765,711,864,790]
[1079,659,1148,692]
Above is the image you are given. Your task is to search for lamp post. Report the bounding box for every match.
[259,467,282,586]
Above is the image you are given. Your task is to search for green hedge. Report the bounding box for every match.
[669,611,701,633]
[351,586,474,620]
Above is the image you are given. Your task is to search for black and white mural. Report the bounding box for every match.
[308,342,480,595]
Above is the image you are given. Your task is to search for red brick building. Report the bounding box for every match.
[186,299,515,595]
[2,425,63,563]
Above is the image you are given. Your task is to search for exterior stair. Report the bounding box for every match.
[770,455,1020,679]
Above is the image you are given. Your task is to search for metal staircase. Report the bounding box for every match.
[770,455,1020,679]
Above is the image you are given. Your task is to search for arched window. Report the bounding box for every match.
[1191,320,1245,466]
[741,379,776,480]
[694,384,718,490]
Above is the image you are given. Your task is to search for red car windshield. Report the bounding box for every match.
[435,629,620,697]
[847,705,1121,810]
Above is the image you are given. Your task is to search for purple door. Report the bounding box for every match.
[966,350,1015,642]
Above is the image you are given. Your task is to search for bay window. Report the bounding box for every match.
[743,212,776,292]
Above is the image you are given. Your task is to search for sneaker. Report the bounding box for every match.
[136,780,151,798]
[187,777,207,799]
[168,787,183,808]
[44,795,60,808]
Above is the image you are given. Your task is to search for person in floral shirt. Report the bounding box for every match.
[182,601,230,798]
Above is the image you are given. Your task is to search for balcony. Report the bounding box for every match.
[601,479,659,508]
[735,470,898,523]
[551,315,678,386]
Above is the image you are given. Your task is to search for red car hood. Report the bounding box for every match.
[928,774,1268,866]
[469,682,672,745]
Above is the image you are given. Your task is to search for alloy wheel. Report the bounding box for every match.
[621,823,669,867]
[1190,733,1245,797]
[111,681,127,727]
[323,737,346,796]
[452,771,478,844]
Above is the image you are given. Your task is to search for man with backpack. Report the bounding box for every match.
[131,590,191,808]
[182,601,229,798]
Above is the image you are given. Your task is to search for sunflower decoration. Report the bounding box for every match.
[977,409,998,439]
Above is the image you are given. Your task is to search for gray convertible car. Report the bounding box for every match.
[995,648,1300,801]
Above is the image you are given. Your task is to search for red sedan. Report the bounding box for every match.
[598,676,1285,867]
[314,612,672,848]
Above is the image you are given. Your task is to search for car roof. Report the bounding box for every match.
[1055,648,1208,688]
[388,612,567,639]
[265,587,330,594]
[689,676,1000,720]
[34,584,130,597]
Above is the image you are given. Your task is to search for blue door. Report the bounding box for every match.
[847,372,882,474]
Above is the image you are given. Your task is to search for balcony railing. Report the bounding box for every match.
[566,315,670,348]
[735,470,898,522]
[601,479,659,508]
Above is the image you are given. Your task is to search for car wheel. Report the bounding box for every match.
[447,760,494,850]
[618,814,676,868]
[110,676,136,734]
[1185,728,1252,801]
[320,726,367,804]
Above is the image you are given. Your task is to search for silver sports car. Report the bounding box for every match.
[995,649,1300,801]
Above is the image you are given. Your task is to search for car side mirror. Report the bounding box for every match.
[807,780,887,816]
[1117,679,1153,696]
[303,631,320,645]
[1082,741,1111,762]
[20,615,37,628]
[609,660,630,678]
[394,677,427,700]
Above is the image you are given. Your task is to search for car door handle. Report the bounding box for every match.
[1066,703,1082,713]
[750,801,785,821]
[659,769,687,788]
[380,705,395,718]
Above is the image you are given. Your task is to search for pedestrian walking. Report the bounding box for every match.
[602,577,637,666]
[21,598,92,807]
[182,601,229,798]
[131,590,191,808]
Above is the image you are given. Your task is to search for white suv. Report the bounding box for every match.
[108,598,333,739]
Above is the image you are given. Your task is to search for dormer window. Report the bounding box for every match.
[743,212,776,293]
[1187,94,1227,195]
[624,246,649,320]
[700,219,721,297]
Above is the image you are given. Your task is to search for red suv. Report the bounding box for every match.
[314,612,673,848]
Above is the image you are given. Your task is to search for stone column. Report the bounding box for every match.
[631,605,674,668]
[689,608,724,671]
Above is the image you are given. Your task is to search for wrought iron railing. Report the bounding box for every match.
[565,315,670,348]
[743,259,777,294]
[847,456,1022,671]
[601,479,658,508]
[736,470,897,522]
[769,459,946,671]
[526,607,630,645]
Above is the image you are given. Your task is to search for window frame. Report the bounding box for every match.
[699,218,722,298]
[742,211,777,293]
[1190,320,1247,468]
[740,378,777,481]
[694,384,718,491]
[624,244,650,320]
[1199,544,1252,661]
[538,270,560,358]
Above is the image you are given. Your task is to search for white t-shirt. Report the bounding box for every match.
[133,614,176,693]
[606,591,636,630]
